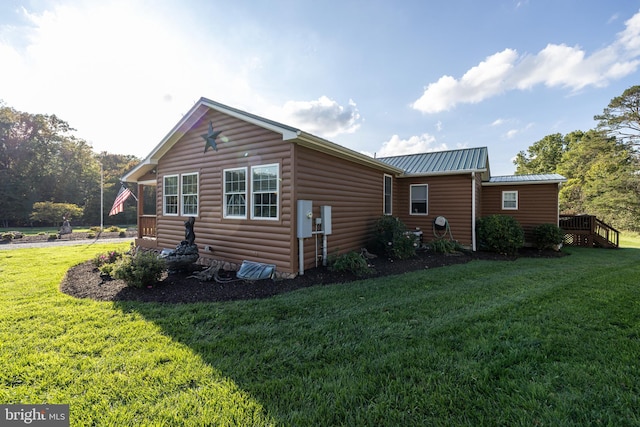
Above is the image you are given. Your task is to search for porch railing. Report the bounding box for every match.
[559,214,619,248]
[138,215,157,238]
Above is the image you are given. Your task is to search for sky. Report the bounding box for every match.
[1,0,640,176]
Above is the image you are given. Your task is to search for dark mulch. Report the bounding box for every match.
[60,247,566,304]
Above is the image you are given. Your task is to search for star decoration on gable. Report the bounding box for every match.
[202,121,222,152]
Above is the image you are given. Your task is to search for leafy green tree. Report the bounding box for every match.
[595,85,640,146]
[513,133,568,174]
[557,130,640,230]
[30,201,84,226]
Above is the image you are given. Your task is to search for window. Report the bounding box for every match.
[224,168,247,218]
[251,164,279,219]
[410,184,428,215]
[502,190,518,210]
[383,174,392,215]
[181,173,199,216]
[163,175,178,215]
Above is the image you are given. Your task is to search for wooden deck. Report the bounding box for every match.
[559,215,619,248]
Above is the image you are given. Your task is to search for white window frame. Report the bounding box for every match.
[502,190,518,210]
[251,163,279,220]
[163,174,179,216]
[383,174,393,215]
[410,184,428,215]
[223,167,247,219]
[181,172,199,217]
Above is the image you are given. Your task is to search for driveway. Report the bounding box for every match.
[0,237,134,250]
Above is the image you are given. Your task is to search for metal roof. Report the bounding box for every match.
[377,147,488,175]
[486,174,567,185]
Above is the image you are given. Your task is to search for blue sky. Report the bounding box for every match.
[1,0,640,175]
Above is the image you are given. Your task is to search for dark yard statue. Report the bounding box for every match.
[162,217,199,273]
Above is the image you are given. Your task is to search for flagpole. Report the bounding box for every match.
[100,161,104,232]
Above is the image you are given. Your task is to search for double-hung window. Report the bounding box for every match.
[162,173,198,216]
[410,184,428,215]
[163,175,179,216]
[502,190,518,210]
[251,164,279,220]
[181,173,199,216]
[224,167,247,218]
[383,174,392,215]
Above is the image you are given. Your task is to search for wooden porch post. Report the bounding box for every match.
[137,183,144,239]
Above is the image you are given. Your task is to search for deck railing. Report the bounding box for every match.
[559,214,619,248]
[138,215,157,238]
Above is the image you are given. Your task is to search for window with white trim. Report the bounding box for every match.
[224,167,247,218]
[163,175,179,215]
[502,190,518,210]
[383,174,392,215]
[251,164,279,219]
[410,184,428,215]
[181,172,199,216]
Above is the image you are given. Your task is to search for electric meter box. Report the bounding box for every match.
[297,200,313,238]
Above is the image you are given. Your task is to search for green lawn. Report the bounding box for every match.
[1,241,639,425]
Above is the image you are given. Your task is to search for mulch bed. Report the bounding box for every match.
[60,247,566,304]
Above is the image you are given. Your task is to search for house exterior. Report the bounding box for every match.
[123,97,566,276]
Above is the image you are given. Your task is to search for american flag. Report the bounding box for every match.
[109,186,133,216]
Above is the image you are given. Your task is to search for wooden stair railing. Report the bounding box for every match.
[559,215,619,248]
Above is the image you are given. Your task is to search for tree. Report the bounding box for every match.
[513,133,568,174]
[557,130,640,230]
[30,202,84,227]
[595,85,640,146]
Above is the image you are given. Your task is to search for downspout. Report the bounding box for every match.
[471,172,476,251]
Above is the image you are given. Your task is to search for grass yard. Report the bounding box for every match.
[1,241,639,425]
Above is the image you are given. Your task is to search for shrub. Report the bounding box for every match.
[428,239,463,254]
[90,226,101,233]
[48,233,59,240]
[476,215,524,255]
[2,233,13,241]
[329,251,372,277]
[92,250,123,268]
[87,232,96,239]
[106,226,120,233]
[533,223,565,250]
[372,215,418,260]
[113,251,166,288]
[119,230,127,237]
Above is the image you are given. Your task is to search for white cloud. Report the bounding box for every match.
[491,118,505,126]
[279,96,362,137]
[412,11,640,114]
[0,1,270,157]
[376,133,446,157]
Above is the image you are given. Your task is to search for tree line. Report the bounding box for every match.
[514,86,640,231]
[0,101,148,227]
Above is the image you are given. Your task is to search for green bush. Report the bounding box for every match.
[533,223,565,250]
[2,232,13,241]
[113,251,166,288]
[90,226,101,233]
[92,250,123,268]
[372,215,418,260]
[329,251,372,277]
[87,232,96,239]
[476,215,524,255]
[428,239,463,254]
[48,233,59,240]
[119,230,127,237]
[106,226,120,233]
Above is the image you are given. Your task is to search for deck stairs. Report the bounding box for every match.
[559,215,619,248]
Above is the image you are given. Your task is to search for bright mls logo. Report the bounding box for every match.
[0,405,69,426]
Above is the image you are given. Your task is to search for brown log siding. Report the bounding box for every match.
[481,183,560,241]
[394,174,474,247]
[293,146,386,271]
[155,109,295,272]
